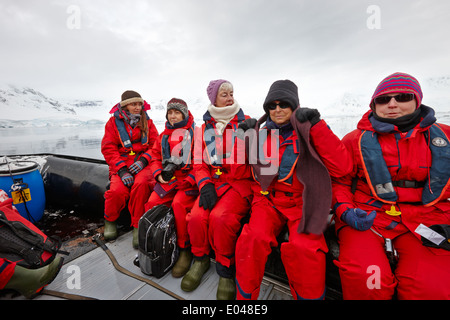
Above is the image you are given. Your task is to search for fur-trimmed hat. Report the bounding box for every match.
[166,98,189,120]
[120,90,144,107]
[263,80,300,114]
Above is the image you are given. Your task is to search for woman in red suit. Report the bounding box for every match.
[332,73,450,299]
[144,98,198,278]
[182,80,253,300]
[101,90,158,248]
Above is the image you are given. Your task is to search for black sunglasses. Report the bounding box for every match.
[267,101,291,110]
[373,93,415,105]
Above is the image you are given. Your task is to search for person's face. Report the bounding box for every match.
[215,88,234,108]
[167,109,184,126]
[374,93,417,119]
[268,100,293,126]
[125,102,143,115]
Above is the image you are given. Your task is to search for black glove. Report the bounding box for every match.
[295,108,321,126]
[198,183,218,210]
[238,118,257,132]
[117,167,134,188]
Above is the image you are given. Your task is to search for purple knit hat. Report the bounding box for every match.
[206,79,229,105]
[370,72,423,109]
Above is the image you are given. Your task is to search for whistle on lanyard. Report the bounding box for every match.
[386,205,401,216]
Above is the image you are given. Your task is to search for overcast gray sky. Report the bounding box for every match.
[1,0,449,111]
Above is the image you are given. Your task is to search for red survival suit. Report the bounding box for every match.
[187,108,253,276]
[332,105,450,300]
[145,112,198,249]
[0,258,14,290]
[101,107,158,228]
[235,117,352,300]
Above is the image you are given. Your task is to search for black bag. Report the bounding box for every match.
[134,205,178,278]
[421,224,450,251]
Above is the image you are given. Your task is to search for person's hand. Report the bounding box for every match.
[341,208,377,231]
[198,183,218,210]
[236,118,257,140]
[118,168,134,187]
[295,108,321,126]
[238,118,257,132]
[157,174,169,184]
[129,159,147,175]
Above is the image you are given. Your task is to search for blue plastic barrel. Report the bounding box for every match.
[0,160,46,223]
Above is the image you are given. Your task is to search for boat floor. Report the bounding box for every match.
[10,231,293,301]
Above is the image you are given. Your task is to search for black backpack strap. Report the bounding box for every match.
[0,210,68,268]
[351,176,358,194]
[0,223,43,267]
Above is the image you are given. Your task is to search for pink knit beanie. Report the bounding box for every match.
[371,72,423,109]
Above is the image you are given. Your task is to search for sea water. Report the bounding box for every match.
[0,125,105,160]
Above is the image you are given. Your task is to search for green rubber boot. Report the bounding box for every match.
[180,256,210,292]
[172,249,193,278]
[4,257,64,299]
[132,227,139,249]
[216,276,236,300]
[104,219,118,241]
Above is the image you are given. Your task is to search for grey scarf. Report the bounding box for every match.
[121,109,141,128]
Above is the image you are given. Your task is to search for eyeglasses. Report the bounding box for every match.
[373,93,415,105]
[267,101,291,110]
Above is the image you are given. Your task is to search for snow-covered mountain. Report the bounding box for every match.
[0,84,210,132]
[319,77,450,138]
[0,85,76,118]
[0,84,110,127]
[1,76,449,137]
